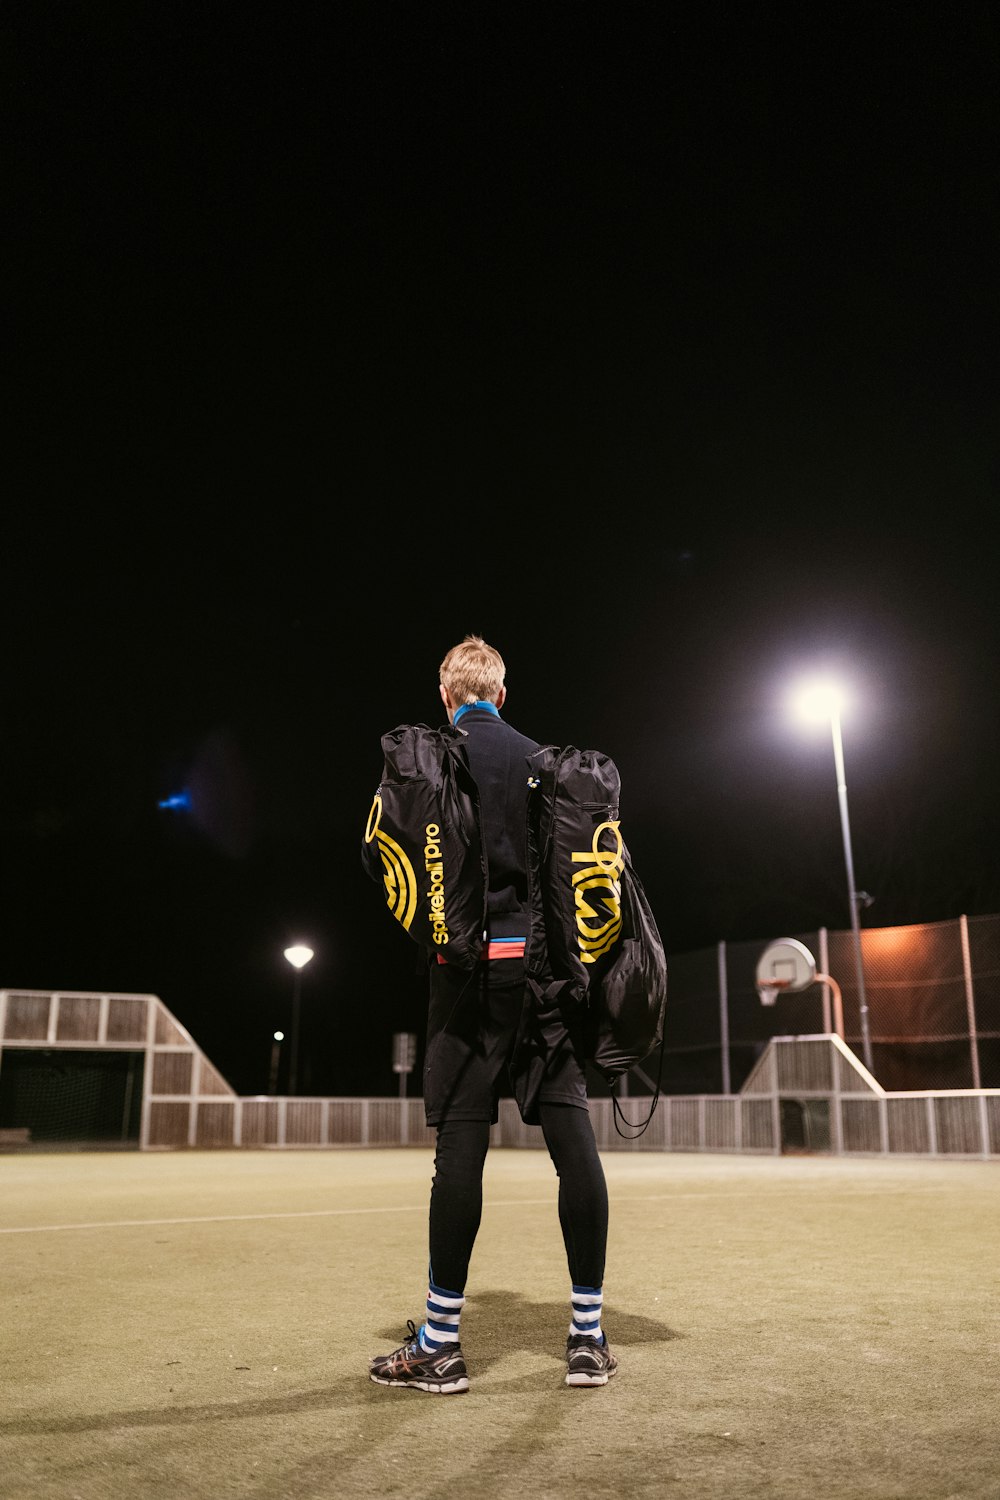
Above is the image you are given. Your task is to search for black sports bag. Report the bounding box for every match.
[526,745,668,1090]
[361,723,487,970]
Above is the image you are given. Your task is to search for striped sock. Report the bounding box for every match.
[419,1275,465,1353]
[570,1283,604,1343]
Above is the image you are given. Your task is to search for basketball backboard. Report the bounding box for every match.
[755,937,817,996]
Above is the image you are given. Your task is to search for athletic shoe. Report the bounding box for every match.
[369,1319,469,1395]
[565,1333,618,1387]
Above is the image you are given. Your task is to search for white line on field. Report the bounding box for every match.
[0,1188,915,1236]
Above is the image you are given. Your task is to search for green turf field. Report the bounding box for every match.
[1,1147,998,1500]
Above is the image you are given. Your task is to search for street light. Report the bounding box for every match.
[268,1030,284,1095]
[791,679,875,1073]
[283,945,314,1095]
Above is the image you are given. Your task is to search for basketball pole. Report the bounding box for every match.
[815,973,844,1041]
[829,708,874,1072]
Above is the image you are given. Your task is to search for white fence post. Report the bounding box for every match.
[818,927,831,1034]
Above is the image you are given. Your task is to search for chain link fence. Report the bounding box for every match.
[657,914,1000,1095]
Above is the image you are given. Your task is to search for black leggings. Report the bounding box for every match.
[428,1103,609,1294]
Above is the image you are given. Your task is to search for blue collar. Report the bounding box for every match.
[453,700,500,726]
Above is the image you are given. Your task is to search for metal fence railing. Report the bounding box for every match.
[4,915,1000,1155]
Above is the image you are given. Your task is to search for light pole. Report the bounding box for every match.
[793,682,875,1073]
[268,1030,284,1095]
[283,945,314,1096]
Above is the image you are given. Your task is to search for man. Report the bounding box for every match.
[368,634,617,1394]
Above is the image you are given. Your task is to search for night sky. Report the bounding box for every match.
[5,3,998,1097]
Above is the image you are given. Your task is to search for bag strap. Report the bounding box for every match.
[609,1039,665,1139]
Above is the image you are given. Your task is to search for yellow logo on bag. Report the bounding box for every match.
[365,794,418,932]
[571,821,624,963]
[422,822,451,946]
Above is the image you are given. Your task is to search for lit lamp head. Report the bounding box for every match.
[283,945,314,970]
[791,678,845,726]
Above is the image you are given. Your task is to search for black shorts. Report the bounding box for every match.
[422,957,589,1127]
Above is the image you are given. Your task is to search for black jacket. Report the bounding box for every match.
[451,708,540,939]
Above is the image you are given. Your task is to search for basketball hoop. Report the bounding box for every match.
[757,977,791,1007]
[753,938,844,1039]
[755,938,816,1007]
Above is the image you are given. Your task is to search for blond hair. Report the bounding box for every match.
[439,634,506,705]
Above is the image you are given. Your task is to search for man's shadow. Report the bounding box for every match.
[1,1295,682,1438]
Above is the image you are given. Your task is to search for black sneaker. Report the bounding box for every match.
[565,1333,618,1387]
[369,1320,469,1395]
